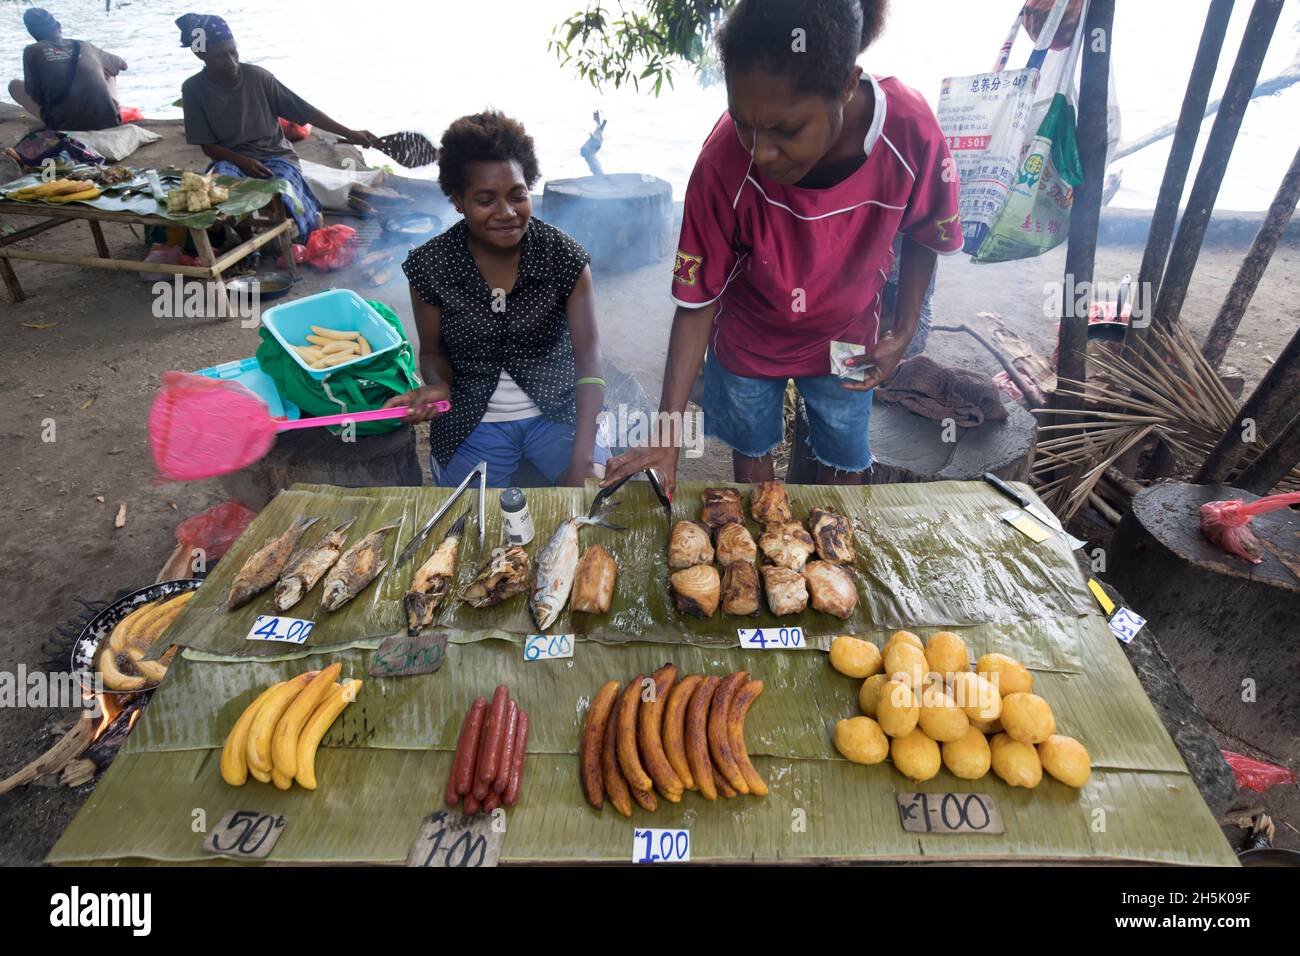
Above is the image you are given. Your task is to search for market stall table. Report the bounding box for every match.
[0,175,296,304]
[48,481,1238,865]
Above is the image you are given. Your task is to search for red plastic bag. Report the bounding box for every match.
[119,106,143,123]
[303,224,359,271]
[1223,751,1297,793]
[278,117,312,142]
[175,502,257,563]
[1199,492,1300,563]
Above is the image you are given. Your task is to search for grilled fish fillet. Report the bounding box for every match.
[761,566,808,616]
[759,521,816,571]
[808,508,855,564]
[715,522,757,567]
[462,546,531,609]
[802,560,858,619]
[721,561,761,616]
[699,487,744,529]
[320,523,399,612]
[404,514,466,636]
[751,480,793,525]
[668,520,714,569]
[572,544,618,615]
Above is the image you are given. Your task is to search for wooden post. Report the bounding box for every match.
[1197,322,1300,484]
[189,226,230,319]
[88,219,111,259]
[0,255,22,303]
[1050,0,1114,486]
[1235,411,1300,494]
[1200,144,1300,369]
[1123,0,1234,350]
[1147,0,1284,334]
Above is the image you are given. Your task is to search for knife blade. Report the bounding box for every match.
[982,472,1087,550]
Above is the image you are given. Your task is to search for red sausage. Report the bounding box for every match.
[463,792,481,816]
[482,790,501,815]
[471,700,492,800]
[493,699,520,794]
[451,697,487,800]
[503,710,529,807]
[477,685,510,785]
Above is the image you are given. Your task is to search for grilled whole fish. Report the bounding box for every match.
[226,516,320,610]
[320,523,399,612]
[274,518,356,612]
[462,546,531,609]
[404,513,466,636]
[529,507,623,631]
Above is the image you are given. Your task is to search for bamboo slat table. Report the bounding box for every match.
[0,196,295,306]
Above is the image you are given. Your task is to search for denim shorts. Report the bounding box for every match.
[432,415,610,488]
[702,354,874,473]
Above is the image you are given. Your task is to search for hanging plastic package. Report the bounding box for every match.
[1199,491,1300,564]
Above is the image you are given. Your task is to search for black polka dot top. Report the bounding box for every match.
[402,217,592,467]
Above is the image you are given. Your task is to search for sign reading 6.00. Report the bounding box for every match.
[523,634,574,661]
[245,615,314,645]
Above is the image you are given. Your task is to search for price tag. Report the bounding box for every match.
[632,828,690,863]
[406,811,502,868]
[524,634,574,661]
[1108,607,1146,644]
[245,615,314,645]
[202,810,288,859]
[370,632,447,677]
[896,792,1004,834]
[737,627,804,650]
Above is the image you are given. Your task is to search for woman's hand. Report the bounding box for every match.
[382,383,450,423]
[601,446,681,500]
[557,458,597,488]
[842,332,908,392]
[345,129,379,149]
[237,155,274,178]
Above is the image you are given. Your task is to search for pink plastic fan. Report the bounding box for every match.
[148,372,448,481]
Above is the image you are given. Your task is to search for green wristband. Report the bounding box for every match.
[576,377,607,388]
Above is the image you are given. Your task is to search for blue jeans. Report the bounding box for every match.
[433,416,610,488]
[702,354,874,473]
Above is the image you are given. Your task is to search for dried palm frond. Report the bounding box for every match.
[1031,322,1299,521]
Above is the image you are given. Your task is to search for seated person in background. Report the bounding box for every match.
[385,111,609,489]
[176,13,376,238]
[8,7,128,131]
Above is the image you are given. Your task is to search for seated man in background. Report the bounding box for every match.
[7,7,128,131]
[177,13,376,239]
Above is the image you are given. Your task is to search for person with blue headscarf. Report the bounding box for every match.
[176,13,377,238]
[7,7,128,131]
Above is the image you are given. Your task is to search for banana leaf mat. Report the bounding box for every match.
[151,480,1096,661]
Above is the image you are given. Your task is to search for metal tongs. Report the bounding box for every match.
[395,460,488,568]
[588,468,672,521]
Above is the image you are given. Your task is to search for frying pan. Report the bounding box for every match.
[72,578,203,695]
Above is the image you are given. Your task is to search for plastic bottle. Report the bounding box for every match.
[500,487,534,546]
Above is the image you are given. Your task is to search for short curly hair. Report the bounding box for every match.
[436,111,541,199]
[717,0,889,100]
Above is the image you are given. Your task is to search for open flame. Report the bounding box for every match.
[85,692,142,744]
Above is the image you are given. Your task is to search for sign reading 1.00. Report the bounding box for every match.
[737,627,804,650]
[633,828,690,863]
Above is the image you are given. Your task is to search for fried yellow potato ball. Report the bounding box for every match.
[975,653,1033,696]
[948,670,1002,722]
[829,635,883,679]
[876,680,920,737]
[885,630,924,652]
[834,717,889,765]
[890,729,941,782]
[942,726,992,780]
[1038,734,1091,788]
[883,642,927,689]
[917,688,971,743]
[1000,692,1056,744]
[924,631,970,677]
[969,715,1003,735]
[991,733,1042,788]
[859,673,889,718]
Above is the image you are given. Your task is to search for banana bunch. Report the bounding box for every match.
[220,663,362,791]
[165,170,229,214]
[96,592,194,691]
[8,178,101,204]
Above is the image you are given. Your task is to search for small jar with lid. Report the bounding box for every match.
[500,487,535,546]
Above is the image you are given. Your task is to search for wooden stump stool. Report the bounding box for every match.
[542,174,673,272]
[1109,482,1300,761]
[218,424,424,510]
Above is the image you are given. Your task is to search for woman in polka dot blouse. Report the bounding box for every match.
[385,111,608,488]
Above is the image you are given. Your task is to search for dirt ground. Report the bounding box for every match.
[1,105,1296,865]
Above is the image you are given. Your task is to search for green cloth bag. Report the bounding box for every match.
[972,92,1084,264]
[255,299,422,436]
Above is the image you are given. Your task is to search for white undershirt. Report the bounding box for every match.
[481,370,542,423]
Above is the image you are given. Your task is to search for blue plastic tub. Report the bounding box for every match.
[193,356,300,420]
[261,289,401,380]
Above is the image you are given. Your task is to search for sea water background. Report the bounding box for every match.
[1,0,1297,211]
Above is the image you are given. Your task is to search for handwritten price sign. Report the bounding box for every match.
[202,810,288,859]
[524,634,574,661]
[406,811,501,868]
[245,615,314,645]
[896,792,1004,835]
[633,828,690,863]
[737,627,804,650]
